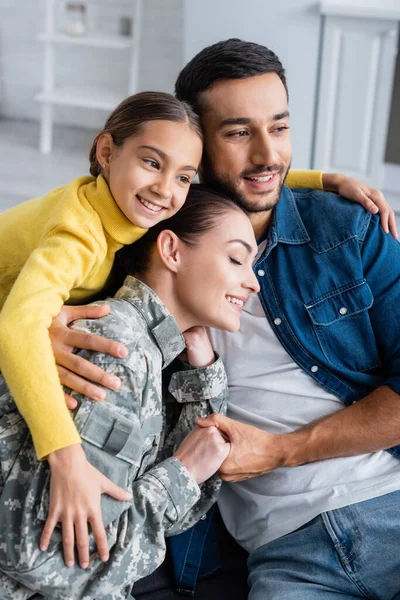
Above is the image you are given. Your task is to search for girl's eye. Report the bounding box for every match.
[144,159,159,169]
[177,175,191,184]
[230,257,243,266]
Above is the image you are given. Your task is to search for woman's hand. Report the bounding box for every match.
[41,444,132,568]
[174,425,230,484]
[49,304,128,408]
[181,327,215,368]
[322,173,397,238]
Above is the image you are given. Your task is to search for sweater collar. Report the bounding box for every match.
[115,276,185,367]
[82,175,147,245]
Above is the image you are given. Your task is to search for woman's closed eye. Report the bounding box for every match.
[230,257,243,266]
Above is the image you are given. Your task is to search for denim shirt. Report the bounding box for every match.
[170,185,400,594]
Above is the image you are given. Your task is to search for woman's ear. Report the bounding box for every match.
[157,230,181,273]
[96,132,114,170]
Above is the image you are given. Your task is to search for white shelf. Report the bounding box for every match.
[35,86,123,111]
[38,32,133,50]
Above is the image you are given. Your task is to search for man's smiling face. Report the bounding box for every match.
[199,72,292,232]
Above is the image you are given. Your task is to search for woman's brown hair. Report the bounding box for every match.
[89,91,202,177]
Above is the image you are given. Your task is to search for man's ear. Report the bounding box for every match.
[96,132,114,169]
[157,230,181,273]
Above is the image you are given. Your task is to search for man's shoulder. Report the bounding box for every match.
[289,188,372,250]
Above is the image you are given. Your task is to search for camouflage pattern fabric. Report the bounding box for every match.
[0,276,227,599]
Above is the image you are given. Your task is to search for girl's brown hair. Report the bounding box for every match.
[89,91,202,177]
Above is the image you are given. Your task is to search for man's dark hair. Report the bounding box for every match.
[175,38,288,115]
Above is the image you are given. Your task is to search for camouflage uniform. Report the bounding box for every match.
[0,276,228,600]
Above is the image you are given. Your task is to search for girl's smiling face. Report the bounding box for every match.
[100,120,202,229]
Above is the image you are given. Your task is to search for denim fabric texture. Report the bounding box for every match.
[247,489,400,599]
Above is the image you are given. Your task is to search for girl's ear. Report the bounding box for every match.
[157,230,181,273]
[96,132,114,169]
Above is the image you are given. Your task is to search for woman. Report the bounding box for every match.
[0,185,259,600]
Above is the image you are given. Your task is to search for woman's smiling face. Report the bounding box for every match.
[175,208,260,332]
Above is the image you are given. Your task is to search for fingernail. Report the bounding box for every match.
[108,376,121,390]
[101,554,109,562]
[66,560,74,567]
[94,389,106,401]
[81,562,89,569]
[40,545,47,552]
[117,345,128,358]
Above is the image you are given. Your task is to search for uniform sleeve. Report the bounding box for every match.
[0,227,103,459]
[286,169,324,190]
[164,356,228,535]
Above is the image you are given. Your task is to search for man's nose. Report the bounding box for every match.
[250,132,279,167]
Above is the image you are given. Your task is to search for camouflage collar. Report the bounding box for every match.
[115,276,185,367]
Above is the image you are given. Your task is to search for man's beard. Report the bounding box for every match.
[200,152,291,216]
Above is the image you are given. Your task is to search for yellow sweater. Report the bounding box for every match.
[0,169,323,460]
[0,175,146,459]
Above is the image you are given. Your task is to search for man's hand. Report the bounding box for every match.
[50,305,128,408]
[174,425,230,484]
[41,444,132,568]
[197,413,287,482]
[322,173,398,238]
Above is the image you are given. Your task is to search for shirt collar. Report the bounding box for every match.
[272,185,310,245]
[115,276,185,367]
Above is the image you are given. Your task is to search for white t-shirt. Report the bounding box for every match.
[210,290,400,553]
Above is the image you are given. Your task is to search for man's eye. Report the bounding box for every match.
[230,257,243,266]
[144,159,159,169]
[275,126,289,133]
[228,130,248,137]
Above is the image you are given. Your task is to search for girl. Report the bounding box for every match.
[0,185,259,600]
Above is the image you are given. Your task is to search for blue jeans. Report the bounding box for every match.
[248,490,400,599]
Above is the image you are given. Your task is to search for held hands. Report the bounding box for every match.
[49,304,127,408]
[197,413,290,482]
[41,444,132,568]
[174,425,231,485]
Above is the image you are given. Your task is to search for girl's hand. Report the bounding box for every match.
[41,444,132,569]
[181,327,215,368]
[49,304,127,409]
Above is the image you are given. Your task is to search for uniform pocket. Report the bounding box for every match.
[37,400,152,528]
[305,280,380,371]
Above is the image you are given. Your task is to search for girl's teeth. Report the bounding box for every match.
[138,197,163,212]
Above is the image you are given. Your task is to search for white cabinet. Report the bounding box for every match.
[313,2,399,187]
[36,0,142,154]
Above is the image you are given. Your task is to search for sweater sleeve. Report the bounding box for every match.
[0,227,103,459]
[286,170,324,190]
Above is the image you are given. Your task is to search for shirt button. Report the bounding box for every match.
[311,365,319,373]
[339,307,348,315]
[274,318,282,326]
[200,514,207,520]
[257,269,265,276]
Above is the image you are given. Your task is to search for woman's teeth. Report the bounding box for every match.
[227,295,244,307]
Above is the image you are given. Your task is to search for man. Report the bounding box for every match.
[52,39,400,598]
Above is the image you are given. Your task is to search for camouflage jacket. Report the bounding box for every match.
[0,276,228,600]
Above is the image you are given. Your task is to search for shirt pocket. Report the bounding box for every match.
[37,400,161,528]
[305,280,380,372]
